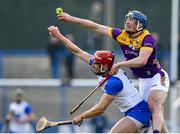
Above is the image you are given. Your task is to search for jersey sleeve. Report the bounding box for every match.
[24,104,33,115]
[108,28,122,40]
[141,35,156,51]
[104,76,123,96]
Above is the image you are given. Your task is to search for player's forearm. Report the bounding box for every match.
[28,113,35,122]
[72,17,109,35]
[57,35,82,56]
[6,112,13,123]
[56,33,90,64]
[72,17,100,30]
[81,104,105,119]
[117,57,147,68]
[21,113,35,124]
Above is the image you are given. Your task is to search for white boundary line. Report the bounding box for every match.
[0,79,139,87]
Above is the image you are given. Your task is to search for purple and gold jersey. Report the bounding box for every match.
[108,28,164,78]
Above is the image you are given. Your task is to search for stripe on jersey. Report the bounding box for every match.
[140,47,153,51]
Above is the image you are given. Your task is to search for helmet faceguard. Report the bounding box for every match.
[92,51,114,75]
[124,10,147,33]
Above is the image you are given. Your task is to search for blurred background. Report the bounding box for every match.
[0,0,179,133]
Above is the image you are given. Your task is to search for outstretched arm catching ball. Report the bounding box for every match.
[57,12,110,36]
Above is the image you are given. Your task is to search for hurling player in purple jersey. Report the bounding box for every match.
[57,10,169,133]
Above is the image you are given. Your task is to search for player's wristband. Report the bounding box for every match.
[89,58,94,65]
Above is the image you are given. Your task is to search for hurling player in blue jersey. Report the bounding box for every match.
[48,25,151,133]
[57,10,169,133]
[4,89,35,133]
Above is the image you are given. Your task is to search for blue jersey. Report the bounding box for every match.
[9,101,33,133]
[98,69,151,127]
[98,69,143,112]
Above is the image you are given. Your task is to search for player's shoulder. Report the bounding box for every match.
[113,69,127,78]
[22,100,30,106]
[105,75,124,94]
[111,27,121,32]
[143,30,156,42]
[108,75,121,81]
[144,34,156,41]
[17,101,31,108]
[9,102,17,109]
[142,34,156,48]
[110,27,122,39]
[106,75,123,87]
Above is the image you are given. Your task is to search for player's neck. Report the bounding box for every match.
[130,30,143,38]
[16,100,23,104]
[102,72,109,77]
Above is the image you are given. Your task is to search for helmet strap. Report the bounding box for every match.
[100,65,109,73]
[136,21,144,31]
[128,22,144,38]
[94,64,111,76]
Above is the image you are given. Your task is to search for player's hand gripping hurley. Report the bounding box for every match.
[70,76,110,114]
[36,77,109,132]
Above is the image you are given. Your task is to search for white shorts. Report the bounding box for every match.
[126,116,151,133]
[139,70,169,101]
[126,116,143,128]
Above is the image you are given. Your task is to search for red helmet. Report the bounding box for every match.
[93,51,114,75]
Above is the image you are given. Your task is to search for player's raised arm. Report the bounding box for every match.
[47,26,91,64]
[57,12,110,36]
